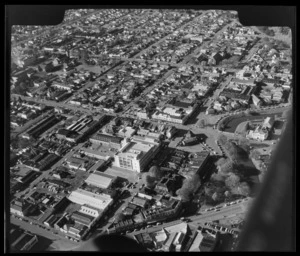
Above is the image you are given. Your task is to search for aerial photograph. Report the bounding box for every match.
[7,7,294,252]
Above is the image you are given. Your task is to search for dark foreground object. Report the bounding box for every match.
[77,234,147,252]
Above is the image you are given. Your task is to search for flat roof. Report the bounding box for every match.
[85,172,114,189]
[68,188,113,211]
[82,147,115,158]
[122,141,153,154]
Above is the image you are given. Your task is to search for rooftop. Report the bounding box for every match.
[68,188,113,211]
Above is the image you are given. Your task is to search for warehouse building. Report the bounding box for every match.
[85,171,116,189]
[71,211,96,228]
[10,228,38,252]
[22,114,60,140]
[68,188,113,212]
[89,133,124,149]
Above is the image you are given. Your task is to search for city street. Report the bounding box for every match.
[15,140,87,199]
[132,10,210,60]
[8,8,293,252]
[127,198,252,237]
[10,216,80,251]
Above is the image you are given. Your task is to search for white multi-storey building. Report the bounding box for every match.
[113,141,160,173]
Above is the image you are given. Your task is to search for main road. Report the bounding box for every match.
[126,198,253,237]
[10,216,80,251]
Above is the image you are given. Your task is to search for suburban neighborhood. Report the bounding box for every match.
[9,8,292,252]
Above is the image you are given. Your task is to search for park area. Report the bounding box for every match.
[222,112,283,134]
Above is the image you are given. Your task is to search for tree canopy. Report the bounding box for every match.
[115,212,126,222]
[225,172,240,189]
[238,182,251,196]
[149,166,163,180]
[176,175,201,202]
[144,175,156,189]
[218,134,228,146]
[218,159,235,174]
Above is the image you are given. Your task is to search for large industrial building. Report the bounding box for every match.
[10,227,38,252]
[22,113,61,139]
[84,171,116,189]
[68,188,113,212]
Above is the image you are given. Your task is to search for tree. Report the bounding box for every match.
[115,212,126,222]
[244,109,252,116]
[145,175,156,189]
[176,187,193,202]
[249,149,260,160]
[149,166,163,180]
[211,172,226,182]
[238,182,251,196]
[188,174,202,192]
[225,141,242,162]
[198,119,206,128]
[225,173,240,189]
[258,26,275,37]
[216,157,227,166]
[218,134,228,146]
[280,27,290,35]
[224,190,231,197]
[176,175,201,202]
[239,138,250,153]
[218,159,234,174]
[212,192,218,201]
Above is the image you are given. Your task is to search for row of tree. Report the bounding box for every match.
[218,134,250,162]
